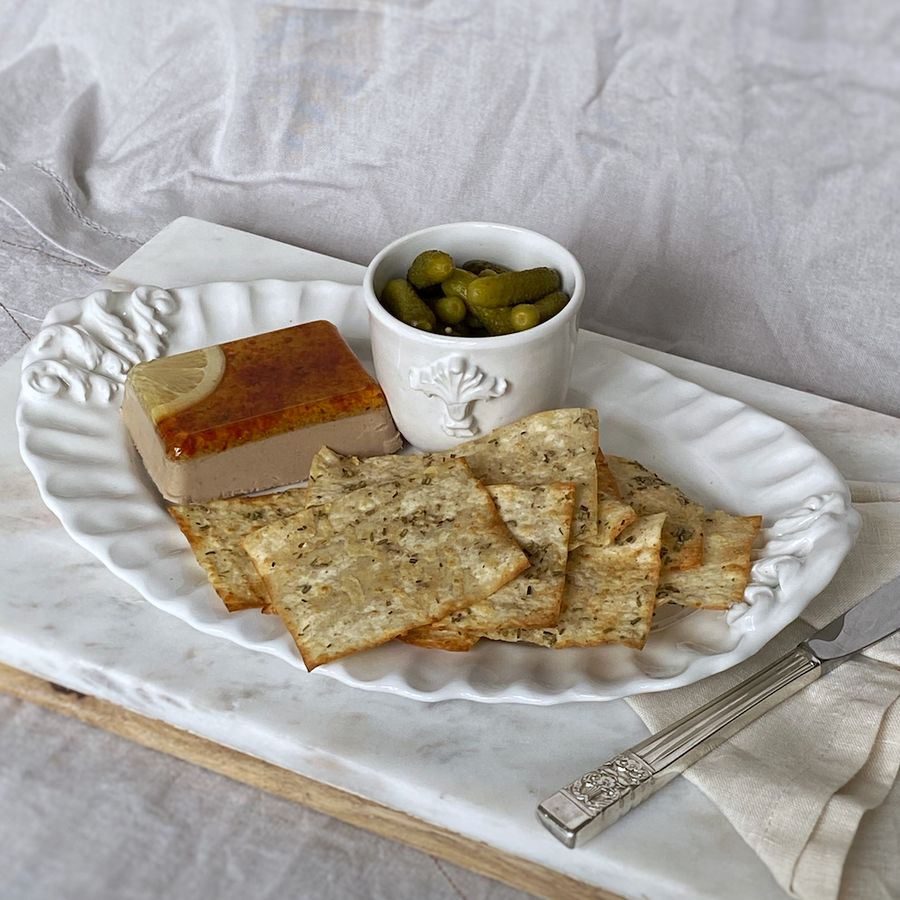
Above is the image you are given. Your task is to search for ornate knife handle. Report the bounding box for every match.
[537,646,823,848]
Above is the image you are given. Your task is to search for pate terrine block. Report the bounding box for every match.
[121,320,402,503]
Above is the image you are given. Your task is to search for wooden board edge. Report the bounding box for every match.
[0,662,624,900]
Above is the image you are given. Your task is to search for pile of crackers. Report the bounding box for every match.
[169,409,761,671]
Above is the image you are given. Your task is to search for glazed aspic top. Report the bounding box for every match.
[146,321,392,460]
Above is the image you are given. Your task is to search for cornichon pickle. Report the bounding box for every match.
[407,250,455,289]
[461,259,512,276]
[441,267,477,301]
[510,303,541,331]
[379,248,569,336]
[432,294,467,326]
[467,267,561,308]
[533,290,570,322]
[469,305,515,336]
[380,278,437,332]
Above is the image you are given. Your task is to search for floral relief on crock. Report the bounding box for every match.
[408,353,508,438]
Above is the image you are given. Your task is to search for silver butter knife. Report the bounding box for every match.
[538,572,900,848]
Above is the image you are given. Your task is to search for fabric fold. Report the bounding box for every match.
[792,697,900,899]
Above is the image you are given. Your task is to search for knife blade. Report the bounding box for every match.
[537,572,900,848]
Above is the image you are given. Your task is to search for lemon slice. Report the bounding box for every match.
[129,345,227,422]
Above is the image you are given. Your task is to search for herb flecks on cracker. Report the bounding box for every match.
[310,408,600,550]
[443,408,599,549]
[307,447,435,509]
[401,482,576,648]
[485,513,666,650]
[607,455,704,571]
[596,450,637,546]
[168,486,308,611]
[242,458,529,670]
[656,510,761,610]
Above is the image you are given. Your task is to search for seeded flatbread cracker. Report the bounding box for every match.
[597,497,638,546]
[443,408,599,548]
[596,449,620,499]
[656,510,762,609]
[597,451,637,546]
[397,624,481,652]
[486,513,666,650]
[168,486,308,611]
[309,409,599,548]
[400,482,576,648]
[243,458,529,670]
[607,456,704,571]
[307,447,435,509]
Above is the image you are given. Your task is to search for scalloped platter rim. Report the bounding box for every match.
[15,279,861,704]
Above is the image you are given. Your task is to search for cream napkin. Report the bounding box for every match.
[626,484,900,900]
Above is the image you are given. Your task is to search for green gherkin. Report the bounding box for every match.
[441,267,477,301]
[432,294,467,326]
[510,304,541,331]
[469,305,514,335]
[467,267,561,308]
[380,279,437,332]
[460,259,512,275]
[407,250,455,289]
[533,290,570,322]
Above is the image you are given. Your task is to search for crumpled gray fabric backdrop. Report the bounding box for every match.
[2,3,899,900]
[2,0,899,418]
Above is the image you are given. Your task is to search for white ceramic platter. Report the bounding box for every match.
[16,280,860,703]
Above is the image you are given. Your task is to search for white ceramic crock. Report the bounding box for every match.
[363,222,585,451]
